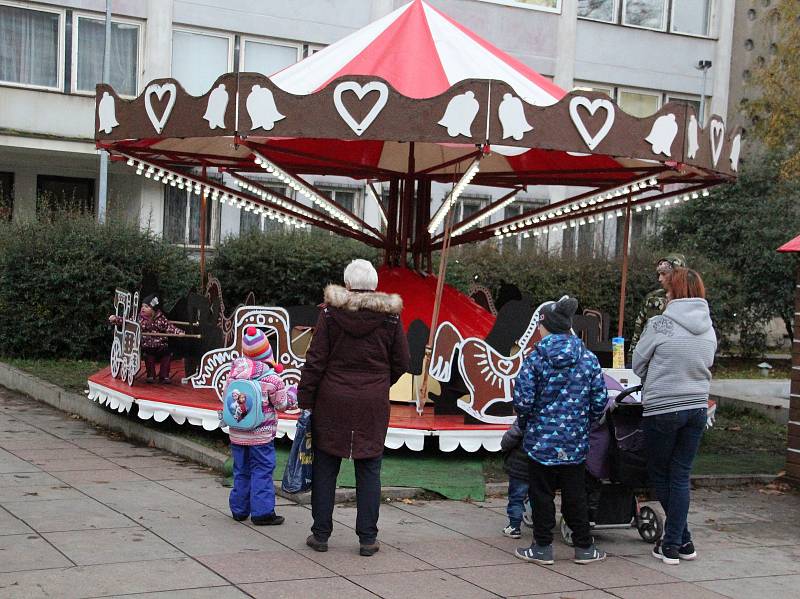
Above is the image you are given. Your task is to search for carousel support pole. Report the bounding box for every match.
[412,176,428,271]
[199,165,208,291]
[617,196,633,339]
[400,142,416,267]
[387,178,399,265]
[417,199,457,414]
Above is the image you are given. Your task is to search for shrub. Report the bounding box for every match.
[209,230,379,307]
[442,244,661,342]
[0,213,197,359]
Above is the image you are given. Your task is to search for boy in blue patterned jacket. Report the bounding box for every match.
[512,296,608,566]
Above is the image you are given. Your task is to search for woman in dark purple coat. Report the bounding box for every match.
[297,259,409,556]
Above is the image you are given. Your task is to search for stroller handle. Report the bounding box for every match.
[614,384,643,404]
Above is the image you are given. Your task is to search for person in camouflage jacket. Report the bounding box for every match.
[629,253,687,354]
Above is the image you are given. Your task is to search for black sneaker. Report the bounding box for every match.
[679,541,697,560]
[251,513,284,526]
[652,540,680,565]
[231,513,249,522]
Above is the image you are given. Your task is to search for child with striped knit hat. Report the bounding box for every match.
[223,326,297,525]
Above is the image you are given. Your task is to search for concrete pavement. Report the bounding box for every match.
[1,386,799,599]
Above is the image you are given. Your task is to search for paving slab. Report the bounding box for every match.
[241,576,378,599]
[2,385,800,599]
[0,534,74,572]
[698,574,800,599]
[197,549,333,583]
[349,569,498,599]
[101,588,251,599]
[0,558,227,599]
[447,562,593,597]
[0,507,36,535]
[2,497,137,533]
[43,528,184,566]
[610,581,734,599]
[297,543,435,576]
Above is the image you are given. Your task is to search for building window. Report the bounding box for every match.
[163,185,218,246]
[666,94,701,114]
[239,184,289,233]
[670,0,711,36]
[475,0,561,13]
[572,82,614,98]
[458,196,489,222]
[562,227,577,257]
[578,222,596,257]
[36,175,94,215]
[319,187,360,218]
[74,15,140,96]
[618,88,661,117]
[0,3,62,89]
[578,0,617,22]
[622,0,667,31]
[0,172,13,220]
[242,39,299,76]
[172,29,232,95]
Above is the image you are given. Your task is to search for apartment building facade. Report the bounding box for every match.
[0,0,735,256]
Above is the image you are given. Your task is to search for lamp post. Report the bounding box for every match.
[98,0,112,224]
[696,59,712,125]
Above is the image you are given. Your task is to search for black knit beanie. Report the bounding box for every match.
[142,294,160,311]
[541,296,578,334]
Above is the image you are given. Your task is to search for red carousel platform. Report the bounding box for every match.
[87,360,508,452]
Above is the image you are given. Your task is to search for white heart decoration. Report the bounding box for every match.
[333,81,388,136]
[496,358,514,375]
[145,83,176,135]
[710,119,725,167]
[569,96,615,151]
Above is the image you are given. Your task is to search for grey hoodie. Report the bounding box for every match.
[632,298,717,417]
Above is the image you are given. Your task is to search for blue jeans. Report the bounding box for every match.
[643,408,706,548]
[506,476,529,528]
[229,442,276,518]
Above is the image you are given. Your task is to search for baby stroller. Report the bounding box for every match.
[522,385,664,545]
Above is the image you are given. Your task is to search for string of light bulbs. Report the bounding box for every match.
[252,151,380,238]
[492,187,710,240]
[122,155,309,230]
[427,158,481,235]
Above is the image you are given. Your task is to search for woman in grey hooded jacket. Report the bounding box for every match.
[633,268,716,566]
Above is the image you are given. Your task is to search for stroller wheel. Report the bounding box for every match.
[522,497,533,528]
[559,516,574,546]
[636,505,663,543]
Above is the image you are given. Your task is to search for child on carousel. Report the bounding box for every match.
[109,294,185,384]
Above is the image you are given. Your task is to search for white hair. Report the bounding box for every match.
[343,259,378,291]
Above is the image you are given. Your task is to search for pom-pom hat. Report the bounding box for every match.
[540,296,578,334]
[242,326,274,362]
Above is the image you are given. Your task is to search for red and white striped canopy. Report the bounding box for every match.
[273,0,565,104]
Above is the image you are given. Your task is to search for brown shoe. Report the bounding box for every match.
[359,541,380,557]
[306,534,328,552]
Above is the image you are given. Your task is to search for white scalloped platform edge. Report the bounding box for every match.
[87,381,134,413]
[438,429,504,452]
[87,381,506,451]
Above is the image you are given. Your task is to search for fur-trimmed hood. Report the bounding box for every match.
[323,284,403,315]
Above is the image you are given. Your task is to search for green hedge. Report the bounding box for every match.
[209,230,379,307]
[444,244,738,345]
[0,214,197,359]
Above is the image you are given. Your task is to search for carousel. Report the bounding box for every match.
[88,0,734,451]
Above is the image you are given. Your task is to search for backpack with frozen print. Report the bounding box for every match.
[221,379,267,431]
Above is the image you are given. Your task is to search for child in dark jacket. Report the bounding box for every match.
[109,293,184,383]
[512,296,608,566]
[501,418,530,539]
